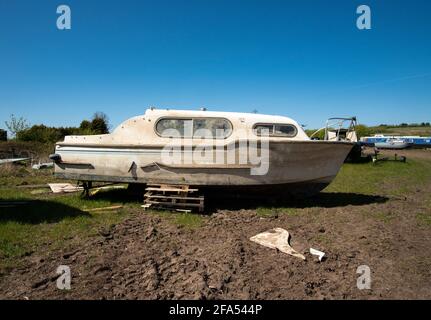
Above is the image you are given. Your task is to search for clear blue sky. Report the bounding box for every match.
[1,0,430,131]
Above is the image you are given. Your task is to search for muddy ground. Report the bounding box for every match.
[1,149,431,300]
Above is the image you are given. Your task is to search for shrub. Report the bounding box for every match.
[16,113,110,143]
[17,125,81,143]
[355,124,375,138]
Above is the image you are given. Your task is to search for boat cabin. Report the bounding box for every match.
[60,108,309,146]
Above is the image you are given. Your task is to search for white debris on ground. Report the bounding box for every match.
[309,247,326,262]
[32,162,54,170]
[48,183,84,193]
[250,227,306,260]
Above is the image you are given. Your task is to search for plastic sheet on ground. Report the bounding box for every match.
[250,227,306,260]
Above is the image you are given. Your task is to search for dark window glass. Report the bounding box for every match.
[253,123,297,137]
[274,124,297,137]
[156,118,232,138]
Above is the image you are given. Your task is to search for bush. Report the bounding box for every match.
[90,116,109,134]
[17,125,82,143]
[305,129,325,140]
[16,113,110,143]
[355,124,375,138]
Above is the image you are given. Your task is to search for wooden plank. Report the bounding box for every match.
[145,184,196,191]
[144,200,203,208]
[144,193,204,201]
[176,209,192,213]
[84,205,123,212]
[145,187,198,192]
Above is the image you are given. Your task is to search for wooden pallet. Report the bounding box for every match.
[143,184,204,213]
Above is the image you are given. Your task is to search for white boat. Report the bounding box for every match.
[50,108,354,197]
[374,138,410,149]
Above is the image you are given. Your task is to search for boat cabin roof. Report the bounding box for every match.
[142,108,298,124]
[62,108,309,145]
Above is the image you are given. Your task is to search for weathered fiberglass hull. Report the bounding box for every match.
[53,140,353,196]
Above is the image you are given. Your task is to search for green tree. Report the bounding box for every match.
[79,120,94,134]
[90,112,110,134]
[355,124,374,138]
[17,125,78,143]
[79,120,91,130]
[4,114,30,138]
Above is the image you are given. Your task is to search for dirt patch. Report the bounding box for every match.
[1,196,430,300]
[364,147,431,161]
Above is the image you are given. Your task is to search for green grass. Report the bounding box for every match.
[0,166,208,270]
[383,126,431,136]
[0,180,137,271]
[148,210,205,229]
[325,159,431,196]
[174,212,205,228]
[256,207,298,217]
[0,166,56,187]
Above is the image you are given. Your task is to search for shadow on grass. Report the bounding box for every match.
[0,200,90,224]
[88,188,143,204]
[85,187,389,214]
[20,186,387,216]
[205,192,389,212]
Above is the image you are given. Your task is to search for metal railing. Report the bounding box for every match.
[310,117,357,141]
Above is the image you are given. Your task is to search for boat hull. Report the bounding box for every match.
[53,140,353,195]
[374,142,410,149]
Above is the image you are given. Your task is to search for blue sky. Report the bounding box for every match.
[0,0,430,131]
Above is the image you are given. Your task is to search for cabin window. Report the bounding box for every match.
[193,118,232,138]
[253,123,297,137]
[254,124,274,135]
[156,119,193,137]
[155,118,232,138]
[274,124,297,136]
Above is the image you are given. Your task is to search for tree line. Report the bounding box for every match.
[378,122,430,128]
[305,122,430,140]
[4,112,110,143]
